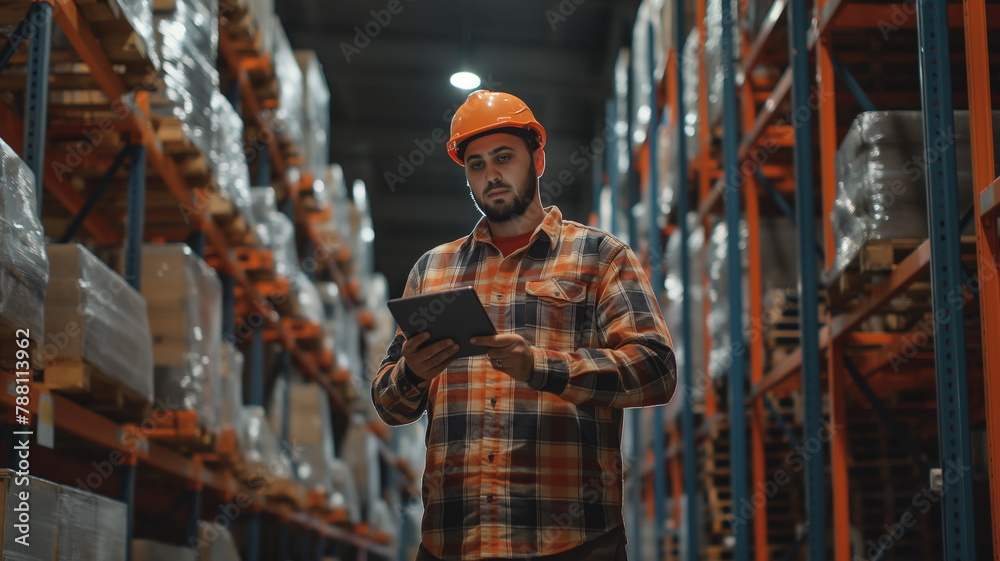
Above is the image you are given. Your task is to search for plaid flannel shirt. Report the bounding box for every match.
[372,206,676,560]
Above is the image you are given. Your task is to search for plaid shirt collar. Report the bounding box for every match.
[461,205,562,253]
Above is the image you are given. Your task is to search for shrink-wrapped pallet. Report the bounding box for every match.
[704,0,741,126]
[210,91,256,234]
[0,138,48,357]
[250,186,278,249]
[631,0,667,148]
[58,484,128,561]
[0,470,59,561]
[662,215,706,418]
[270,210,299,278]
[271,18,304,151]
[369,498,399,544]
[680,29,701,161]
[268,375,336,495]
[328,458,361,524]
[220,342,244,432]
[154,0,220,158]
[829,110,1000,277]
[43,244,154,403]
[110,0,160,70]
[238,405,294,483]
[295,51,331,184]
[140,244,222,432]
[706,220,749,381]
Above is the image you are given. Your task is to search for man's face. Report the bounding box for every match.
[463,133,539,223]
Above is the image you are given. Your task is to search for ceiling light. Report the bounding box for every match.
[450,71,481,90]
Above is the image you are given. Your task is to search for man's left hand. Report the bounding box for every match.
[471,334,535,383]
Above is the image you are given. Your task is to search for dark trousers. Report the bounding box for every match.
[414,525,627,561]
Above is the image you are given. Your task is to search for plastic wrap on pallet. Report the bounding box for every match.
[340,423,381,510]
[369,498,400,544]
[44,244,154,403]
[268,374,336,494]
[657,118,678,218]
[631,0,666,148]
[329,458,361,524]
[350,180,375,284]
[296,51,331,184]
[111,0,160,70]
[270,210,299,278]
[704,0,741,126]
[140,244,222,433]
[250,187,278,248]
[154,0,220,158]
[317,281,343,363]
[58,484,128,561]
[829,110,1000,277]
[220,342,244,432]
[239,405,294,482]
[196,521,241,561]
[211,91,256,234]
[0,471,59,560]
[289,271,323,324]
[662,214,706,418]
[0,138,48,343]
[270,18,304,150]
[132,540,198,561]
[680,30,701,161]
[706,219,750,381]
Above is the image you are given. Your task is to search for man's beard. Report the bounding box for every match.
[471,165,537,223]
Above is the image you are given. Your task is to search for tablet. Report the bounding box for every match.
[387,286,497,359]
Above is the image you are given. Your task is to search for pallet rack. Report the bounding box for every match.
[0,1,407,559]
[615,0,1000,559]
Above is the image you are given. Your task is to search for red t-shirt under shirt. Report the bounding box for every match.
[492,230,534,257]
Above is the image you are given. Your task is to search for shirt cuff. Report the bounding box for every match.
[395,359,431,394]
[527,347,570,395]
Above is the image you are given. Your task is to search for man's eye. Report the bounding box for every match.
[497,154,510,162]
[470,162,483,170]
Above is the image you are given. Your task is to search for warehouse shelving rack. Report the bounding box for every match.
[0,0,395,559]
[618,0,1000,559]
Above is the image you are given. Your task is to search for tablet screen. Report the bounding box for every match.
[386,286,498,359]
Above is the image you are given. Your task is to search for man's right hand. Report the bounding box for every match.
[401,332,459,382]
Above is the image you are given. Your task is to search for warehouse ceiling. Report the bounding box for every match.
[276,1,642,297]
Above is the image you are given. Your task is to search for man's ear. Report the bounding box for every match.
[534,149,546,177]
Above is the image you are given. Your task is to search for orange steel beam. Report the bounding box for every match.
[827,337,850,561]
[817,33,838,270]
[752,240,932,398]
[963,0,1000,554]
[832,3,1000,29]
[696,0,717,417]
[0,100,121,245]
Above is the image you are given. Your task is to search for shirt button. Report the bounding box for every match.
[488,454,494,462]
[490,397,497,407]
[496,293,503,300]
[486,494,494,503]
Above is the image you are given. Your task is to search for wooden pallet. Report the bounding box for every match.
[140,408,217,452]
[825,236,978,311]
[42,358,153,422]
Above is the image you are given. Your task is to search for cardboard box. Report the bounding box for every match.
[0,470,59,561]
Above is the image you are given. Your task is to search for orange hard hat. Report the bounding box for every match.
[447,90,547,166]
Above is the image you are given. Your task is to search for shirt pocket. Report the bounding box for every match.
[524,278,588,348]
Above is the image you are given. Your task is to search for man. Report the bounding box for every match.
[372,90,676,561]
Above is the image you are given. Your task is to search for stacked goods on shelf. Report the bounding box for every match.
[218,0,274,55]
[0,138,48,368]
[270,18,304,162]
[760,394,808,561]
[662,215,707,419]
[153,0,218,158]
[0,471,129,560]
[140,244,222,441]
[210,90,258,243]
[317,281,360,388]
[761,289,827,369]
[42,244,154,419]
[312,165,354,262]
[703,0,740,128]
[59,484,129,559]
[679,29,701,160]
[829,111,1000,280]
[268,373,338,508]
[250,187,279,251]
[340,423,385,526]
[368,498,400,545]
[196,521,242,561]
[295,50,331,185]
[132,540,198,561]
[705,219,749,381]
[237,404,299,503]
[211,341,244,468]
[697,420,735,560]
[364,273,394,386]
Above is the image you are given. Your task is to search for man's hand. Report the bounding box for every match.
[402,332,459,382]
[471,334,535,383]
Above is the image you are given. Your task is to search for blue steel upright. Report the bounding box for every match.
[23,1,52,213]
[124,145,147,289]
[915,0,977,557]
[718,0,748,558]
[786,0,826,556]
[672,1,698,557]
[647,23,667,561]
